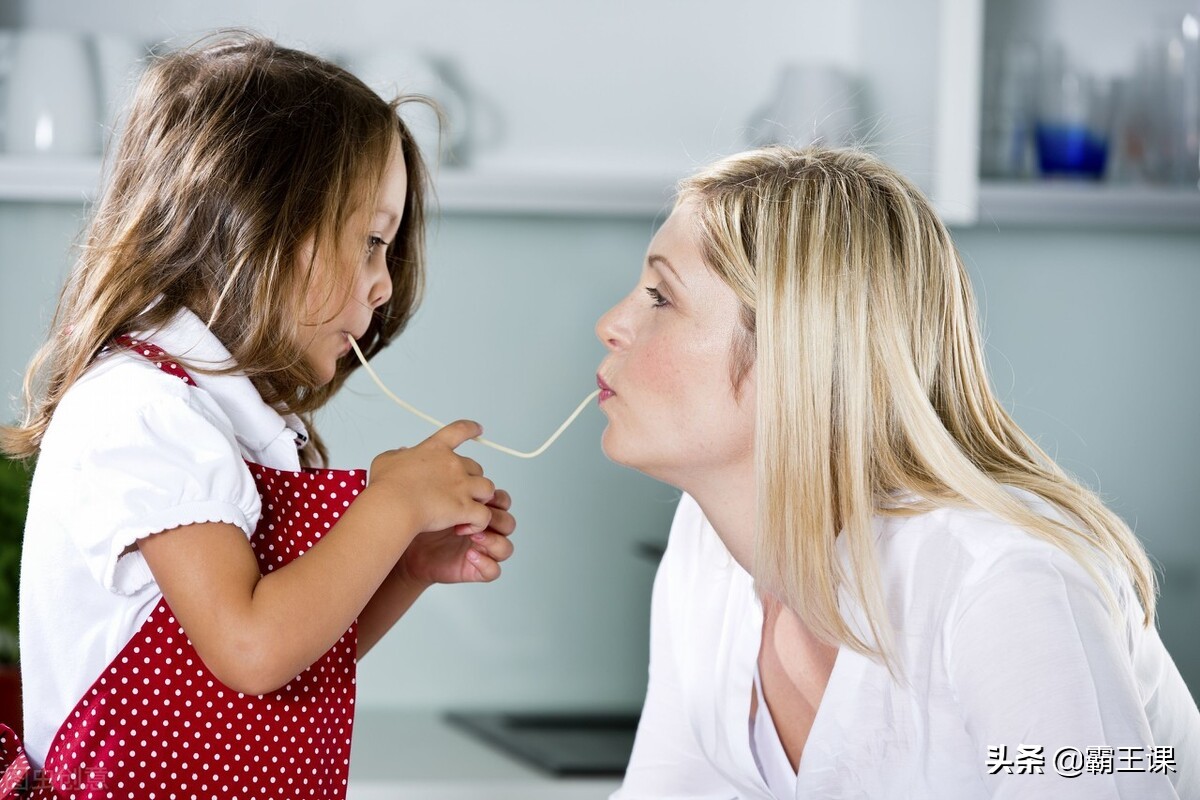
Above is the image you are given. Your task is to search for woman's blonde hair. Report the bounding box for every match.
[1,31,430,466]
[678,145,1156,665]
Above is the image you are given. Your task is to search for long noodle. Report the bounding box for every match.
[347,335,600,459]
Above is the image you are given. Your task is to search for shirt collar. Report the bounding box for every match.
[135,307,310,454]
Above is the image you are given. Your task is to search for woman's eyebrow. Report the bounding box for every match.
[648,254,686,287]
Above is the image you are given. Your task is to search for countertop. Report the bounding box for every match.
[348,709,622,800]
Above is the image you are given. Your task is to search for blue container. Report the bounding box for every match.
[1035,123,1108,178]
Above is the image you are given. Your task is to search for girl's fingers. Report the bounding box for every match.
[460,457,483,477]
[470,502,493,533]
[454,507,515,537]
[430,419,483,450]
[469,531,514,563]
[471,477,496,503]
[466,550,502,582]
[486,508,516,536]
[488,489,512,511]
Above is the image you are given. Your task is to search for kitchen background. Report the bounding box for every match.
[1,0,1198,728]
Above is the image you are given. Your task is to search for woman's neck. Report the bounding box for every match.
[685,457,757,572]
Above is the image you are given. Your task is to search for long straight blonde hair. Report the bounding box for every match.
[678,146,1156,665]
[1,32,430,466]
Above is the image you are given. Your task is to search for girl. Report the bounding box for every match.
[597,146,1199,798]
[0,33,514,798]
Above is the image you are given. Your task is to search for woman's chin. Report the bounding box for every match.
[601,429,671,482]
[600,428,636,469]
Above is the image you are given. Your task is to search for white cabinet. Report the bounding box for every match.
[856,0,985,224]
[855,0,1199,229]
[974,0,1200,228]
[2,0,1196,226]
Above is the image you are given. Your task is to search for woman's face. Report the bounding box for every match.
[299,143,406,385]
[595,199,755,488]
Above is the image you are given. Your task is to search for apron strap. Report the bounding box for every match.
[0,724,31,798]
[112,335,198,387]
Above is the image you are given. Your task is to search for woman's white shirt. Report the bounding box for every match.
[19,307,308,766]
[613,493,1200,799]
[750,664,799,799]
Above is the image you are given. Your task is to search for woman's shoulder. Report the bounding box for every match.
[876,492,1131,610]
[881,495,1053,562]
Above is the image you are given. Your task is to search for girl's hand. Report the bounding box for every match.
[399,489,516,585]
[366,420,496,535]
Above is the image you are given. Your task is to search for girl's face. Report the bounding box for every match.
[595,199,755,489]
[300,144,407,385]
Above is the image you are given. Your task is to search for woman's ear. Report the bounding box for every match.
[734,360,756,406]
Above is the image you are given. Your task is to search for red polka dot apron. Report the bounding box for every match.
[0,338,364,799]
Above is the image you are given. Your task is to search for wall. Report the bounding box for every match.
[3,0,1198,710]
[3,201,1198,708]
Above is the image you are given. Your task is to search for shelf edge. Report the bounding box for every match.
[0,158,678,217]
[976,182,1200,230]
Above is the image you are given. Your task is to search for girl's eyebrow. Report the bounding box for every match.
[648,254,686,287]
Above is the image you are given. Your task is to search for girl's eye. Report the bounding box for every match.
[645,286,669,308]
[366,235,389,257]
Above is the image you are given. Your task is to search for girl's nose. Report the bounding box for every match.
[369,266,392,309]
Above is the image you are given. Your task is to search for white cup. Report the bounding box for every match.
[747,62,860,148]
[4,30,99,156]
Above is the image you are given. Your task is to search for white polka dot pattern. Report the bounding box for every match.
[18,339,365,799]
[0,725,32,795]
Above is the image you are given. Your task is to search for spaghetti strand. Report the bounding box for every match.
[347,335,599,459]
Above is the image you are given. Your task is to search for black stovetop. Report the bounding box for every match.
[445,710,640,777]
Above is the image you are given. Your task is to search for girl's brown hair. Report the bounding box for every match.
[1,31,430,466]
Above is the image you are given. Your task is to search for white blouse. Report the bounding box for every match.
[750,665,797,799]
[19,307,309,766]
[613,493,1200,799]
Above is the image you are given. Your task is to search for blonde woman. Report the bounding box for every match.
[595,146,1198,799]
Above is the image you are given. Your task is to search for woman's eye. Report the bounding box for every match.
[644,286,669,308]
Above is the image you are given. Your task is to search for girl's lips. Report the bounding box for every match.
[597,374,615,403]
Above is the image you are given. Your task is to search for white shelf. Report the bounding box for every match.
[0,156,680,218]
[431,161,680,217]
[6,157,1198,229]
[0,156,103,203]
[976,181,1200,230]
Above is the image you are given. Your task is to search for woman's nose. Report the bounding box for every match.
[595,297,628,351]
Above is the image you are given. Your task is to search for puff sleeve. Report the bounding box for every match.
[59,394,261,596]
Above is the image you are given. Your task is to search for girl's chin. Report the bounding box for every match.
[304,357,338,387]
